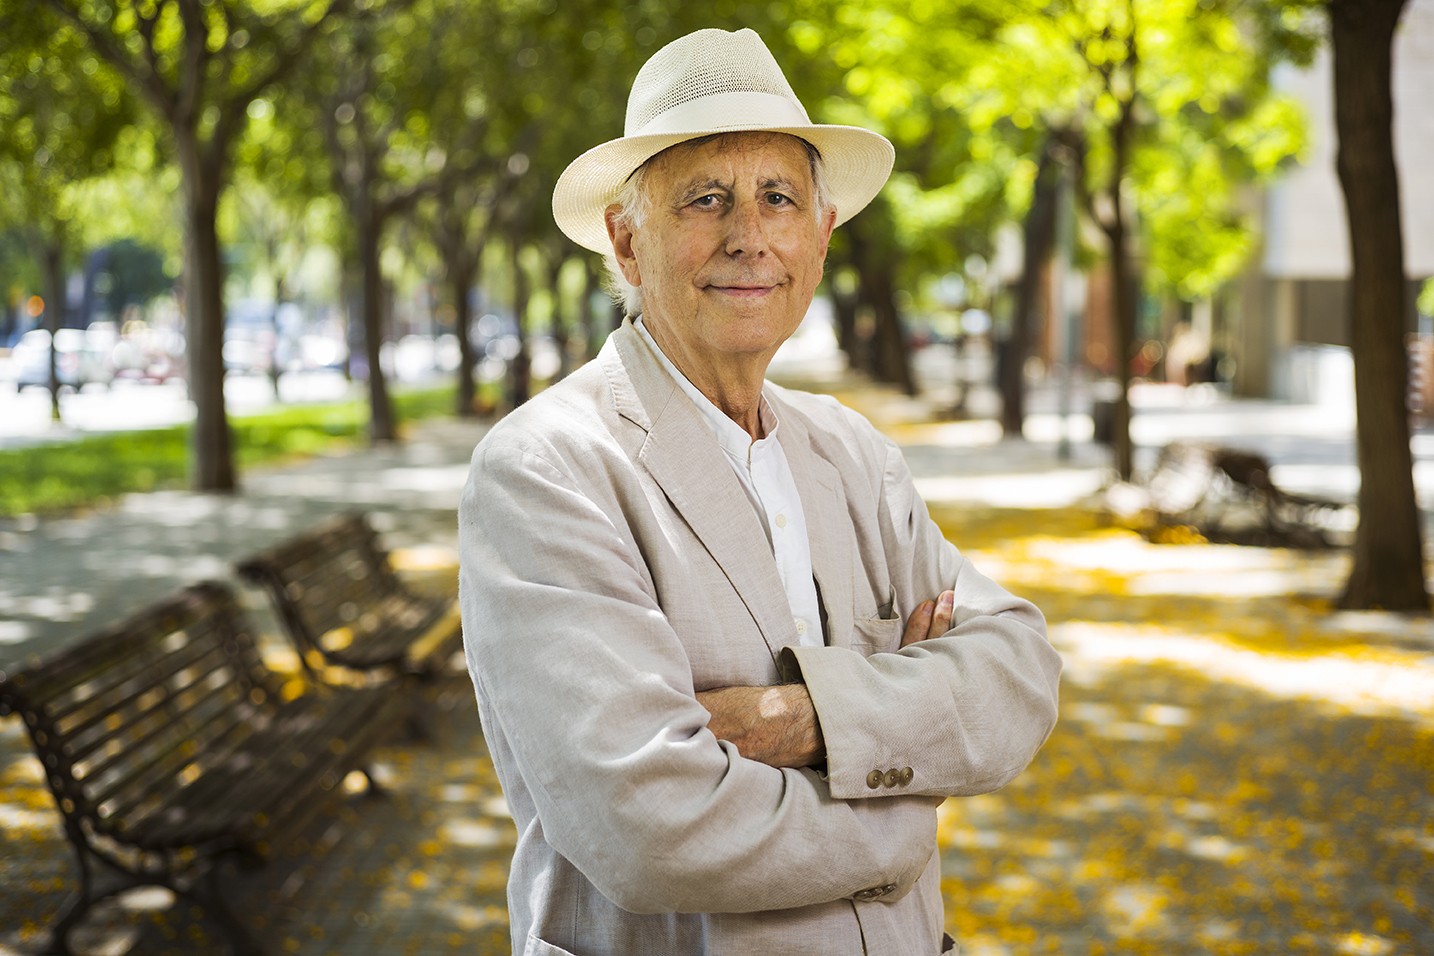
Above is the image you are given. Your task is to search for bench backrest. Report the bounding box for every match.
[0,582,286,844]
[236,511,434,667]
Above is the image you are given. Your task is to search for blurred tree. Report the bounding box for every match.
[310,4,431,441]
[300,0,547,439]
[89,238,173,320]
[781,1,990,393]
[1324,0,1427,612]
[410,0,555,418]
[0,227,41,341]
[933,0,1311,466]
[0,4,137,419]
[227,82,341,396]
[41,0,354,489]
[782,0,1308,440]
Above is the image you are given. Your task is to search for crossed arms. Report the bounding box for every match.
[698,590,957,769]
[462,419,1060,913]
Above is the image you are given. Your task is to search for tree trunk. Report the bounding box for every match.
[1107,215,1137,481]
[1098,98,1138,482]
[39,238,65,422]
[1002,134,1064,438]
[509,242,531,409]
[580,258,600,361]
[452,257,478,418]
[1330,0,1427,611]
[828,269,860,371]
[357,202,396,442]
[547,254,572,381]
[848,228,916,395]
[268,269,285,397]
[177,133,235,491]
[871,276,916,396]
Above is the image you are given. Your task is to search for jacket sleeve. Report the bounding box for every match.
[460,438,939,915]
[782,435,1062,802]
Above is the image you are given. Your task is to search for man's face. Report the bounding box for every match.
[608,132,837,376]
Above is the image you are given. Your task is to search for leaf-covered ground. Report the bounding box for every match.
[1,396,1430,954]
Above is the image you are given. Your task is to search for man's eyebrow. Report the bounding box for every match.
[674,178,731,201]
[761,176,805,195]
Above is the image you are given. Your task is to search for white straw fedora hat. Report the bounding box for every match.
[552,27,895,254]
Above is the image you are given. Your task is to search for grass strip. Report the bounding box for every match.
[0,385,460,518]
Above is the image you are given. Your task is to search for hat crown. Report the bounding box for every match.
[625,28,812,137]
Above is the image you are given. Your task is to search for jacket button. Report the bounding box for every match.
[883,768,901,788]
[866,769,884,790]
[900,766,914,785]
[853,883,897,902]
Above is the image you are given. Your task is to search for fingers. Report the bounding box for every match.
[901,590,956,648]
[900,599,935,648]
[928,589,955,640]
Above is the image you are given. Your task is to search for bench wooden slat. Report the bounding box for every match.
[237,511,462,681]
[0,580,404,953]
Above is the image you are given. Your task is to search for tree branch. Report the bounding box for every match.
[175,0,212,130]
[225,0,354,117]
[40,0,177,116]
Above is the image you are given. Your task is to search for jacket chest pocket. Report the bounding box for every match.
[849,613,902,657]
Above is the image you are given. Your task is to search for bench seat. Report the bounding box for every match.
[0,581,403,955]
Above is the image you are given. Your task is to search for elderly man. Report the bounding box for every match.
[459,27,1061,956]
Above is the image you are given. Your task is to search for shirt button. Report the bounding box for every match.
[794,619,807,636]
[775,513,788,528]
[866,770,884,790]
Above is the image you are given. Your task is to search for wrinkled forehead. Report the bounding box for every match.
[640,131,819,185]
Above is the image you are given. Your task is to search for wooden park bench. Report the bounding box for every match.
[236,511,463,685]
[0,581,404,955]
[1136,441,1349,548]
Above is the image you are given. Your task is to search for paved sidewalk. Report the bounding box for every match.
[2,360,1432,955]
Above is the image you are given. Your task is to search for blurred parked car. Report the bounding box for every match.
[10,328,114,391]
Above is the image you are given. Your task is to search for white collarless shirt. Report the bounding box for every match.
[635,318,824,648]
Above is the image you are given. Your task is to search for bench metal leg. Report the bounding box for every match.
[43,834,127,955]
[179,857,266,956]
[44,834,266,956]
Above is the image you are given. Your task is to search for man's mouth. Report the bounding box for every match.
[706,281,780,297]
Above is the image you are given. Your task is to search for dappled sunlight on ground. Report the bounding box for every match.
[2,394,1430,953]
[925,502,1434,955]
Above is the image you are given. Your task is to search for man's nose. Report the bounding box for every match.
[723,200,769,257]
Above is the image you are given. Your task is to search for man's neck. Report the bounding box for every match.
[640,319,772,440]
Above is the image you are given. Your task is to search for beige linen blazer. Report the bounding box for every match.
[459,321,1061,956]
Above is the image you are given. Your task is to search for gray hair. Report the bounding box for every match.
[602,136,832,318]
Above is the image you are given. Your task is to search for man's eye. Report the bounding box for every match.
[690,194,723,208]
[765,193,795,206]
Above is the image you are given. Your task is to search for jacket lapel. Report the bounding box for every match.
[607,324,799,664]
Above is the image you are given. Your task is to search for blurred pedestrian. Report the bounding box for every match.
[458,27,1061,956]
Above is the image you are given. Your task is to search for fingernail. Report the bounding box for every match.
[939,591,954,610]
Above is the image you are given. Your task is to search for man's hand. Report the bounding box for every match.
[696,684,824,769]
[900,589,955,648]
[697,591,955,768]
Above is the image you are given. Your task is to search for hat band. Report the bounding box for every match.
[627,91,813,138]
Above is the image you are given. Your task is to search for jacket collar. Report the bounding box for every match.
[601,321,855,655]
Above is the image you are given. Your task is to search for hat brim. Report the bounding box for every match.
[552,124,895,254]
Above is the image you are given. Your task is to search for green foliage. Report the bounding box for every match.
[3,0,1331,364]
[0,385,460,517]
[0,1,142,270]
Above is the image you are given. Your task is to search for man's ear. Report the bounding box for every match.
[605,205,642,287]
[816,205,837,260]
